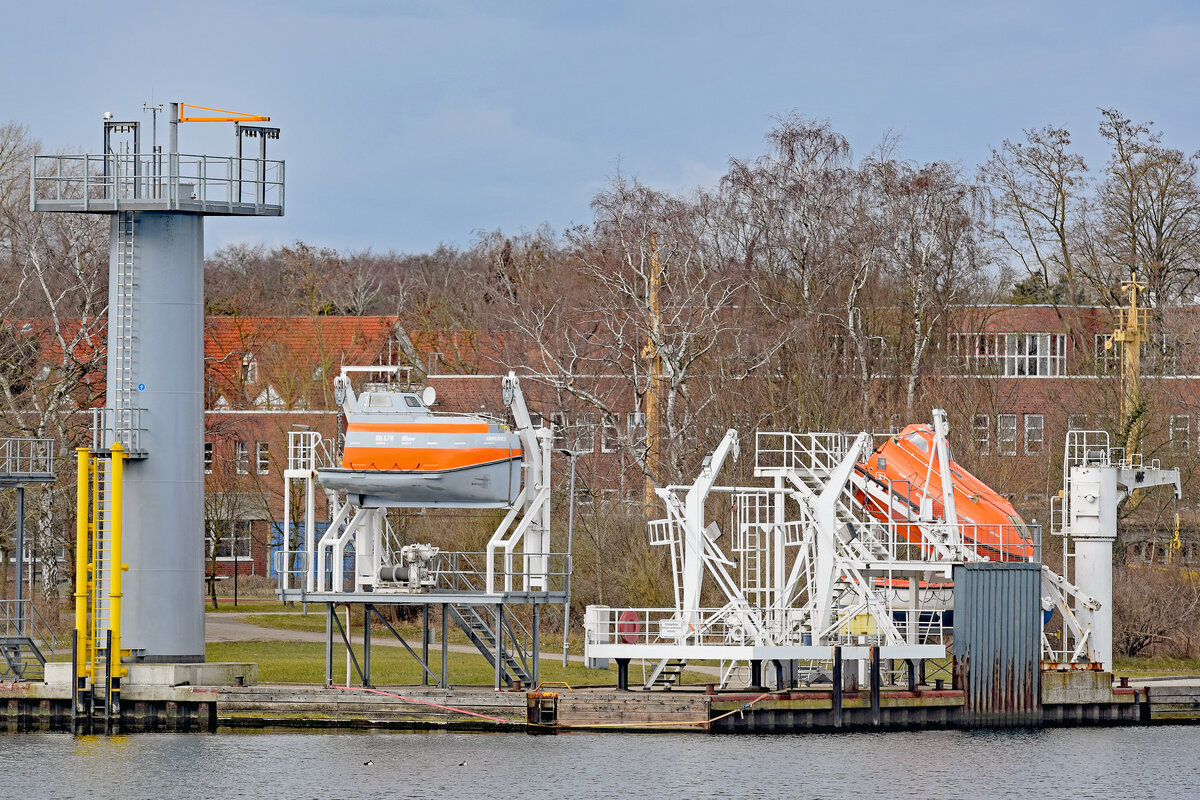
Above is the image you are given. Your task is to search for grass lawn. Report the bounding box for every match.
[206,598,295,614]
[206,640,623,686]
[206,640,716,688]
[239,610,593,655]
[1113,655,1200,677]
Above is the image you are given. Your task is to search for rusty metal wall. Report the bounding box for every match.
[952,562,1041,727]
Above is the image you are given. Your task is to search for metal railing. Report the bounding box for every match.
[0,437,54,478]
[91,407,146,454]
[275,548,571,597]
[438,551,572,595]
[287,431,333,472]
[0,598,61,654]
[31,152,284,213]
[755,430,861,476]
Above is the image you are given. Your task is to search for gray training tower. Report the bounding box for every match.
[32,102,283,662]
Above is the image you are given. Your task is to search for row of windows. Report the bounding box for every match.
[204,441,270,475]
[949,331,1188,377]
[971,413,1044,456]
[950,333,1067,377]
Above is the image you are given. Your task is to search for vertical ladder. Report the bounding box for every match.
[74,445,128,734]
[111,212,137,444]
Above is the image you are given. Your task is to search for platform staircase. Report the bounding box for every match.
[448,603,532,688]
[645,657,688,689]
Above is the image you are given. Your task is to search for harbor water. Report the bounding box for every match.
[5,726,1200,799]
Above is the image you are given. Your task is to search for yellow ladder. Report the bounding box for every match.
[73,443,129,729]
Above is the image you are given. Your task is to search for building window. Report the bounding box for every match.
[234,441,249,475]
[256,442,270,475]
[997,414,1018,456]
[1170,415,1191,457]
[1024,414,1044,456]
[549,412,567,449]
[1067,414,1088,432]
[600,415,619,454]
[241,353,258,384]
[1094,334,1119,374]
[972,414,990,455]
[207,520,252,560]
[627,411,647,456]
[204,442,213,475]
[573,414,596,453]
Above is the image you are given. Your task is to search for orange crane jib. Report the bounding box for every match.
[178,103,270,123]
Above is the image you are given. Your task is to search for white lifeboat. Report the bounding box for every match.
[317,379,522,508]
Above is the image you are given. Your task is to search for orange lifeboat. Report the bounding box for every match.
[857,424,1034,562]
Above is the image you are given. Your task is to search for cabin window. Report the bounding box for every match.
[405,396,422,408]
[905,432,929,453]
[366,394,393,408]
[997,415,1018,456]
[1024,415,1044,456]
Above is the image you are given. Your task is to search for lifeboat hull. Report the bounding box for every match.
[317,458,522,508]
[317,392,524,508]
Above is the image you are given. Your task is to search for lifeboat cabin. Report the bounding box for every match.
[317,381,523,509]
[857,423,1034,562]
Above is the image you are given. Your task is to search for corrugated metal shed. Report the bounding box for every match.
[953,562,1041,727]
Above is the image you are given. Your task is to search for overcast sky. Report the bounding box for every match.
[6,1,1200,255]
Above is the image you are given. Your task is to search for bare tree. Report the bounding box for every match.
[980,125,1089,307]
[0,121,107,604]
[868,157,986,414]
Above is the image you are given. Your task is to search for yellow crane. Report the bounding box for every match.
[1105,274,1148,457]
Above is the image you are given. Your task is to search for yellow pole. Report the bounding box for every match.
[109,442,127,677]
[1109,275,1147,456]
[74,448,91,680]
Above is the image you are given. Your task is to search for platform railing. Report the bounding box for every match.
[0,437,55,478]
[31,153,284,213]
[90,407,146,454]
[287,431,333,472]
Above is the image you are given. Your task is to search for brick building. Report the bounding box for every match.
[190,304,1200,579]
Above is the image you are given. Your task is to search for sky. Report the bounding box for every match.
[6,1,1200,255]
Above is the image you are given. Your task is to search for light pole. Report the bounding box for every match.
[559,447,588,667]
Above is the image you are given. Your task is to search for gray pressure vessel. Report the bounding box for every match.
[107,212,205,662]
